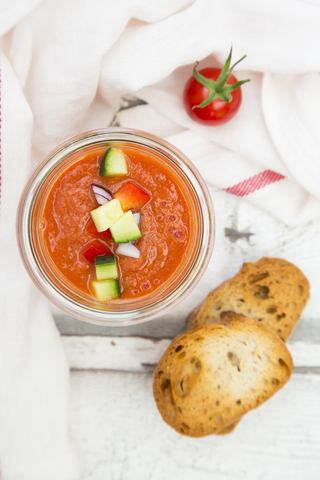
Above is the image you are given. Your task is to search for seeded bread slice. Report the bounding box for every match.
[187,257,309,341]
[153,312,293,437]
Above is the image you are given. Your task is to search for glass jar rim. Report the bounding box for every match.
[16,128,215,326]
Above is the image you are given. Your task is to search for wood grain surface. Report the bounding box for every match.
[69,371,320,480]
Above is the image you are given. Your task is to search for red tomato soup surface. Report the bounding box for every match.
[39,145,197,303]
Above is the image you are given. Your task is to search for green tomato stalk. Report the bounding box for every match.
[192,47,251,109]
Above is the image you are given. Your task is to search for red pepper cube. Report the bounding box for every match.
[87,219,113,238]
[114,182,150,212]
[82,240,112,263]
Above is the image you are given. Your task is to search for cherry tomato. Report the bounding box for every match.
[183,48,250,126]
[183,68,242,126]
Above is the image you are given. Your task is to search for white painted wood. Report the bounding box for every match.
[288,340,320,367]
[62,336,320,371]
[63,336,169,372]
[69,370,320,480]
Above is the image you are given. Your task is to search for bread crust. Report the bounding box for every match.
[153,313,293,438]
[186,257,310,341]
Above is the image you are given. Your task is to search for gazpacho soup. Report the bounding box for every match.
[35,142,201,307]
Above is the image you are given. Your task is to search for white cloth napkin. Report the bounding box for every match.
[0,52,79,480]
[1,0,320,478]
[137,69,320,225]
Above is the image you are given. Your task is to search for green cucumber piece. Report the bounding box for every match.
[110,210,142,243]
[90,198,123,233]
[91,279,120,301]
[99,148,128,176]
[95,254,118,281]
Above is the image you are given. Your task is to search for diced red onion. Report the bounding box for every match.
[116,243,141,259]
[91,184,113,205]
[132,212,141,227]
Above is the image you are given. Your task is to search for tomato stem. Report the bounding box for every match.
[191,47,250,109]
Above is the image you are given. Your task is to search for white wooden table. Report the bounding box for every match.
[53,98,320,480]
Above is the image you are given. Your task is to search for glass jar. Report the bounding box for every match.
[17,128,215,326]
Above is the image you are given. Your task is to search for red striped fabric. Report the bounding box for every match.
[224,170,285,197]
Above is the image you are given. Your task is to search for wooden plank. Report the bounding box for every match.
[62,336,169,372]
[62,336,320,372]
[288,340,320,367]
[69,370,320,480]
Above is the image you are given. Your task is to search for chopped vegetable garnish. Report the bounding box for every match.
[82,241,112,263]
[91,184,113,205]
[99,148,128,176]
[132,212,141,227]
[95,254,118,281]
[114,182,150,212]
[91,279,121,300]
[90,198,123,233]
[116,243,141,259]
[87,219,113,238]
[110,210,142,243]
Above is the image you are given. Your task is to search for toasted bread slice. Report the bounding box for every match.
[153,312,293,437]
[187,257,309,341]
[216,419,240,434]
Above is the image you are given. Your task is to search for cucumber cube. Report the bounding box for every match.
[100,148,128,176]
[110,210,142,243]
[95,254,118,281]
[90,198,123,233]
[91,279,120,301]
